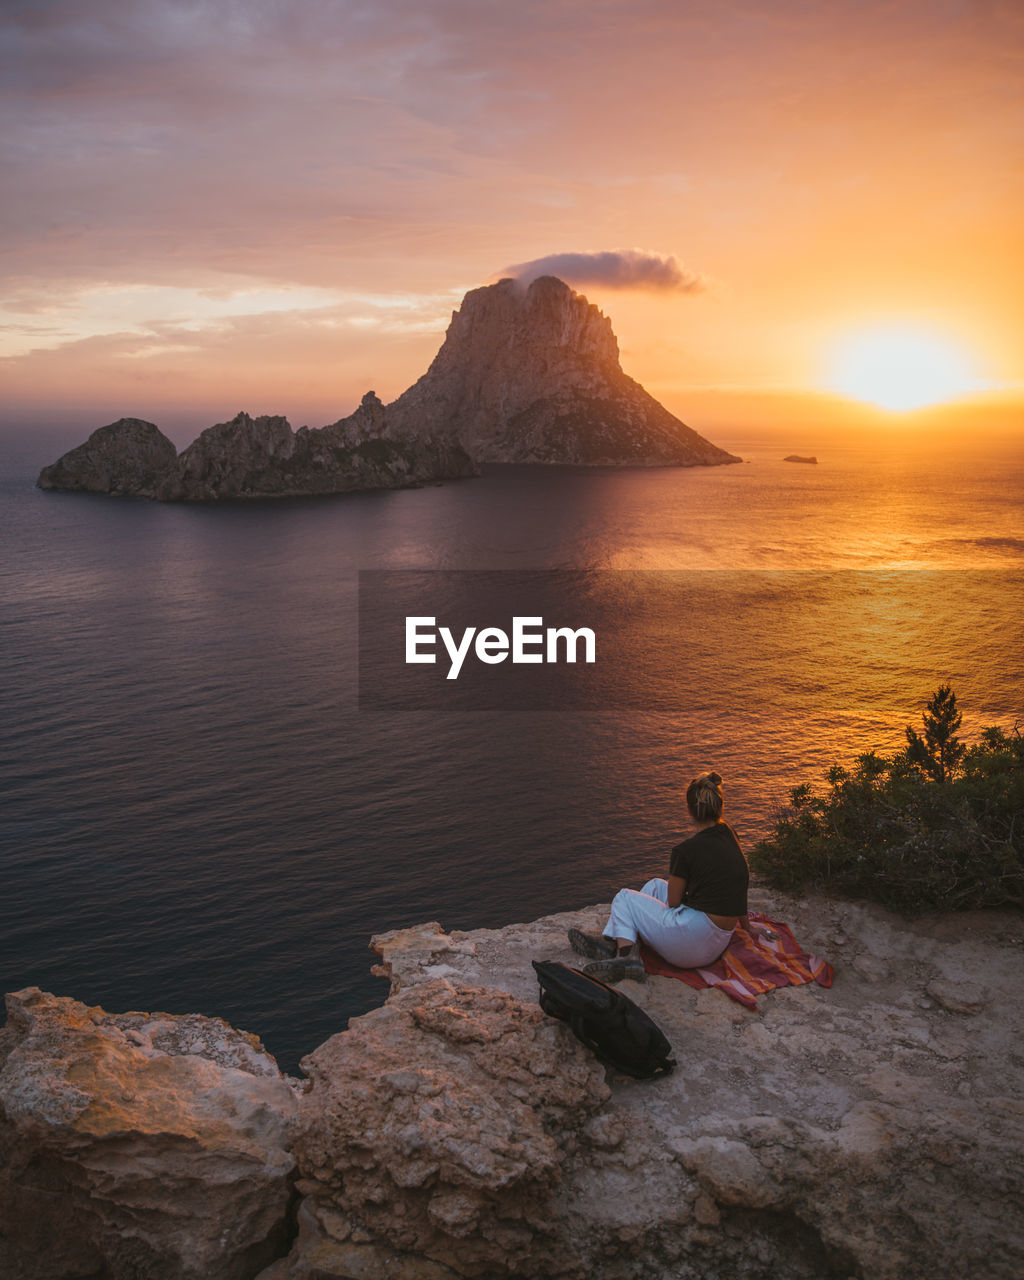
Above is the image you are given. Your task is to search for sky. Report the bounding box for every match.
[1,0,1022,441]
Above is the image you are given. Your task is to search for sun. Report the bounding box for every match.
[826,327,980,412]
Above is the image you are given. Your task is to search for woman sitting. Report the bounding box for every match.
[569,771,773,983]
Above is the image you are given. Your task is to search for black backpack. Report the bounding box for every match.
[533,960,676,1079]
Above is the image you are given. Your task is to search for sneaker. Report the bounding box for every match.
[568,928,617,960]
[582,956,647,984]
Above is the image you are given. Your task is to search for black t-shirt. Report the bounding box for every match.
[669,822,749,917]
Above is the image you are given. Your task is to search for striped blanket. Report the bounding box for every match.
[640,912,833,1009]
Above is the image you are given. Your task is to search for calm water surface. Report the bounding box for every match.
[2,426,1022,1070]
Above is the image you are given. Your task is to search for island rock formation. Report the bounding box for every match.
[37,394,476,502]
[3,890,1022,1280]
[388,276,739,465]
[35,418,179,496]
[37,277,738,499]
[783,455,818,464]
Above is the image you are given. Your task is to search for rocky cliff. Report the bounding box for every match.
[37,276,739,498]
[2,891,1022,1280]
[36,394,477,501]
[389,276,739,465]
[0,989,300,1279]
[35,417,180,496]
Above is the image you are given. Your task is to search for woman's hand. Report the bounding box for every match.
[741,915,778,941]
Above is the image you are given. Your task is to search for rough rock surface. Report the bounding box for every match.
[37,393,477,502]
[388,275,740,466]
[288,977,610,1279]
[268,892,1024,1280]
[0,987,300,1280]
[155,394,477,501]
[36,417,179,495]
[5,893,1022,1280]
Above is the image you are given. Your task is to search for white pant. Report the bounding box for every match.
[604,877,735,969]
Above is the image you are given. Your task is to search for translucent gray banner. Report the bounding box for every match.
[357,569,1023,712]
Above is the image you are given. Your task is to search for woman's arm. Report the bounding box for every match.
[742,915,778,940]
[667,875,686,908]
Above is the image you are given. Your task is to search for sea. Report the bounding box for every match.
[2,422,1022,1072]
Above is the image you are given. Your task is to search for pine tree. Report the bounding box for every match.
[905,684,965,783]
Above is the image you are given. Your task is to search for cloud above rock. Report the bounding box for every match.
[500,250,706,293]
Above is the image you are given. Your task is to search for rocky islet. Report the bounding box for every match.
[36,393,478,502]
[36,277,739,501]
[386,275,739,466]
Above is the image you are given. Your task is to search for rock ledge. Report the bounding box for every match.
[3,891,1022,1280]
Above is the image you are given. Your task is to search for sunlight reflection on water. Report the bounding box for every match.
[1,430,1022,1069]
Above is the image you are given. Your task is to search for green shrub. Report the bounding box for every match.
[750,689,1024,913]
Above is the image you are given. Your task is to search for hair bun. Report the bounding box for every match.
[686,771,725,822]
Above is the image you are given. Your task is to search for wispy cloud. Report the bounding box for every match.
[0,291,465,425]
[0,282,462,358]
[1,1,1019,415]
[499,249,707,293]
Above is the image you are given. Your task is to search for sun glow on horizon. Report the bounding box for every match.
[826,327,982,412]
